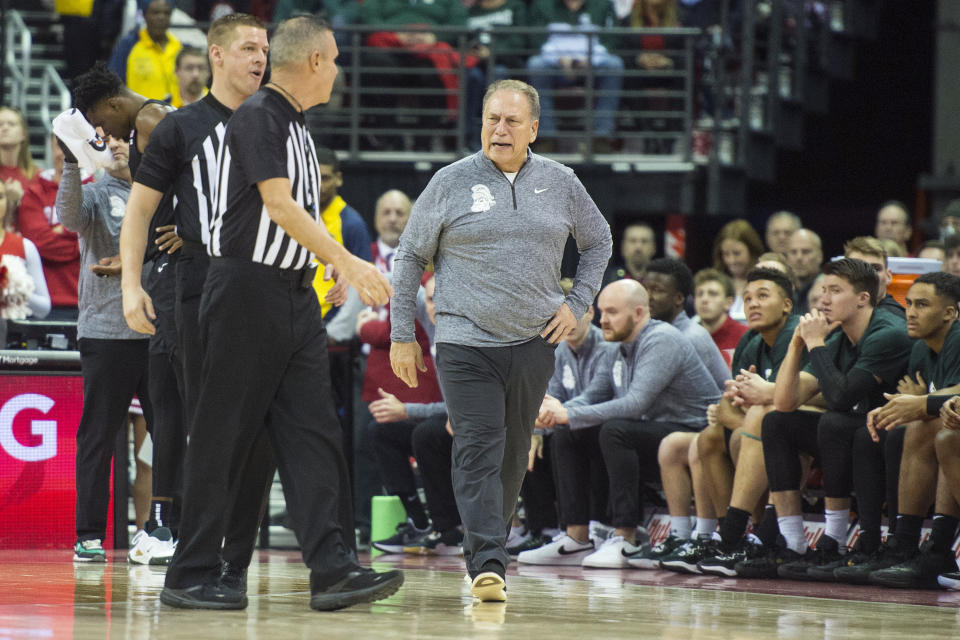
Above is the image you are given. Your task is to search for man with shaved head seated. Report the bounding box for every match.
[538,279,720,568]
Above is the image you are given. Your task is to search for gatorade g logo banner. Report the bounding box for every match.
[0,375,86,549]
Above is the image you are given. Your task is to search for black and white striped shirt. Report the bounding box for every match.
[135,94,233,248]
[209,87,320,269]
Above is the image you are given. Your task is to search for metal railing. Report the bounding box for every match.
[306,25,701,168]
[40,64,70,167]
[3,57,24,114]
[4,9,30,113]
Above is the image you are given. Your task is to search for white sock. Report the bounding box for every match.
[670,516,693,540]
[824,509,849,547]
[564,532,590,545]
[778,515,807,554]
[695,518,718,538]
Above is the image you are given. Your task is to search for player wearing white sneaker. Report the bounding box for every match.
[73,538,107,562]
[581,535,642,568]
[128,529,150,564]
[128,526,176,565]
[518,534,596,566]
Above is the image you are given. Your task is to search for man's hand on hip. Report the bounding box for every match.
[541,302,576,344]
[391,340,427,388]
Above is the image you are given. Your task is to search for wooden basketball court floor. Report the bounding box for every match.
[4,550,960,639]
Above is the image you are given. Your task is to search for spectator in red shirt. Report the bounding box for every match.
[18,135,82,319]
[694,268,747,368]
[0,106,39,224]
[0,180,51,319]
[354,189,443,545]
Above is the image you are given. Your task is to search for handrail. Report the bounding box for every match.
[40,64,71,167]
[4,10,31,113]
[169,21,703,37]
[312,24,702,166]
[3,59,23,114]
[332,24,702,36]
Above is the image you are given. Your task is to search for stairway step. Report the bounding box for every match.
[32,43,64,57]
[14,9,57,22]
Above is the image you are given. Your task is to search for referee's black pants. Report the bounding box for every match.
[165,258,357,590]
[174,244,275,570]
[173,245,207,435]
[75,338,151,541]
[435,338,556,576]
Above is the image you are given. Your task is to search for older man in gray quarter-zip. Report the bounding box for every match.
[389,79,612,602]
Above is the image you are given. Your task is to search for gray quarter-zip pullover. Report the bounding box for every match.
[391,150,612,347]
[565,319,720,429]
[56,162,144,340]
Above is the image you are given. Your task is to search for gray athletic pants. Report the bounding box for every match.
[435,337,557,576]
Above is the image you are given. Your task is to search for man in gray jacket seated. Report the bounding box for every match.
[642,257,729,389]
[518,282,617,565]
[538,279,720,568]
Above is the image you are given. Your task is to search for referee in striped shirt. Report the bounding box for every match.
[161,16,402,611]
[119,13,274,585]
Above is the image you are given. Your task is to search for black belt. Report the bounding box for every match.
[210,256,317,289]
[180,239,207,258]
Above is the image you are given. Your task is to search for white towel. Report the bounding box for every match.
[52,109,114,171]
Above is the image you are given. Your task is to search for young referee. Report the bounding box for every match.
[119,13,276,590]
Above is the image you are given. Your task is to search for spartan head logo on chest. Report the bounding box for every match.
[470,184,496,213]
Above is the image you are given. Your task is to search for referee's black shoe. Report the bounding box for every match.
[310,567,404,611]
[221,561,248,593]
[160,583,248,610]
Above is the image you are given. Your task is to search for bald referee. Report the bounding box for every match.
[161,16,403,611]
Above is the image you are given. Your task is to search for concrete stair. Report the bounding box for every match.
[4,6,67,166]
